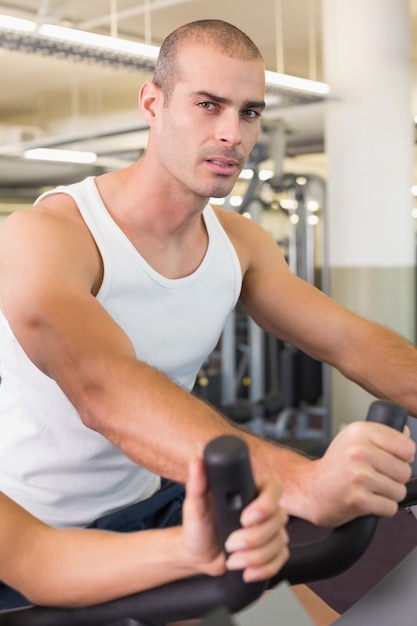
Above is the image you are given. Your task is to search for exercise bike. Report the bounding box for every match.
[0,400,413,626]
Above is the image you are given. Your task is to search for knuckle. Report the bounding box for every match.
[348,443,369,465]
[347,484,371,512]
[346,421,367,440]
[351,466,371,490]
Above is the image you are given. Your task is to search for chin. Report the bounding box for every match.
[209,184,236,199]
[194,188,229,201]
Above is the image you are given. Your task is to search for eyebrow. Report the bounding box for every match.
[192,90,265,111]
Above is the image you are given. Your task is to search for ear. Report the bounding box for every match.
[139,81,162,123]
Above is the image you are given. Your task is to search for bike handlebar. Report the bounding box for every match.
[0,400,408,626]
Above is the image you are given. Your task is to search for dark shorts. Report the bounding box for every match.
[0,479,185,610]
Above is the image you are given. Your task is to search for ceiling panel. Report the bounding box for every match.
[0,0,415,194]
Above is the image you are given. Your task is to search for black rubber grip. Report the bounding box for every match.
[365,399,408,431]
[204,434,258,547]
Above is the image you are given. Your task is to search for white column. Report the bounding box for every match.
[323,0,415,430]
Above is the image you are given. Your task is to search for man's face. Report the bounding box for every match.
[153,43,265,201]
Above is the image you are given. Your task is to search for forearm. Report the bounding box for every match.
[75,356,246,482]
[19,297,316,517]
[1,491,201,606]
[248,274,417,417]
[333,318,417,416]
[12,525,199,607]
[74,355,316,519]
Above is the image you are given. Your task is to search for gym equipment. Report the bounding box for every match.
[195,159,330,453]
[0,399,408,626]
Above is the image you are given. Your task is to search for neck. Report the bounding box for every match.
[96,161,210,244]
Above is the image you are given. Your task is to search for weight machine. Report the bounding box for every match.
[195,124,330,454]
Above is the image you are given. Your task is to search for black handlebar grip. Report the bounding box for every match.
[203,435,267,614]
[268,399,408,586]
[400,476,417,508]
[204,435,257,548]
[369,400,412,507]
[366,399,408,431]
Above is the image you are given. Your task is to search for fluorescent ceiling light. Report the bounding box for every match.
[0,14,36,31]
[0,14,329,98]
[24,148,97,164]
[39,23,159,60]
[265,70,329,95]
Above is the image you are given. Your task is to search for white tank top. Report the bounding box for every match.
[0,177,242,527]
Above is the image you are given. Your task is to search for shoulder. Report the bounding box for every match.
[0,195,102,293]
[210,203,276,238]
[0,199,91,267]
[209,204,285,274]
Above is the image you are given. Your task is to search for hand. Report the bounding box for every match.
[181,456,289,582]
[307,421,415,527]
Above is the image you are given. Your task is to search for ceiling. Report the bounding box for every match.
[0,0,416,199]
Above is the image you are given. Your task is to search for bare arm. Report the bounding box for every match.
[236,214,417,416]
[0,206,314,504]
[0,205,414,528]
[246,278,417,416]
[0,460,288,607]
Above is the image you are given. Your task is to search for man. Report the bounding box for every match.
[0,19,414,623]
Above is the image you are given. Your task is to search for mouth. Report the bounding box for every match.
[207,158,239,167]
[205,157,240,176]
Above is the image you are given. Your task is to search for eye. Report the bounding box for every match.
[241,109,261,119]
[198,101,218,111]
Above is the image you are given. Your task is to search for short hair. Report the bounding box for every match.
[153,19,263,104]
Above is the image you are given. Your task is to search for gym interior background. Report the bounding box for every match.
[0,0,416,449]
[1,0,417,615]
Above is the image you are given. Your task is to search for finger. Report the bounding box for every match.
[345,442,413,488]
[353,491,400,519]
[370,448,413,484]
[364,422,416,462]
[340,424,414,484]
[226,506,288,553]
[343,466,407,516]
[240,479,283,527]
[183,456,213,523]
[368,467,409,503]
[226,527,289,569]
[242,544,290,583]
[226,527,289,581]
[186,456,208,498]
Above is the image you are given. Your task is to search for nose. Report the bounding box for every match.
[215,109,242,146]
